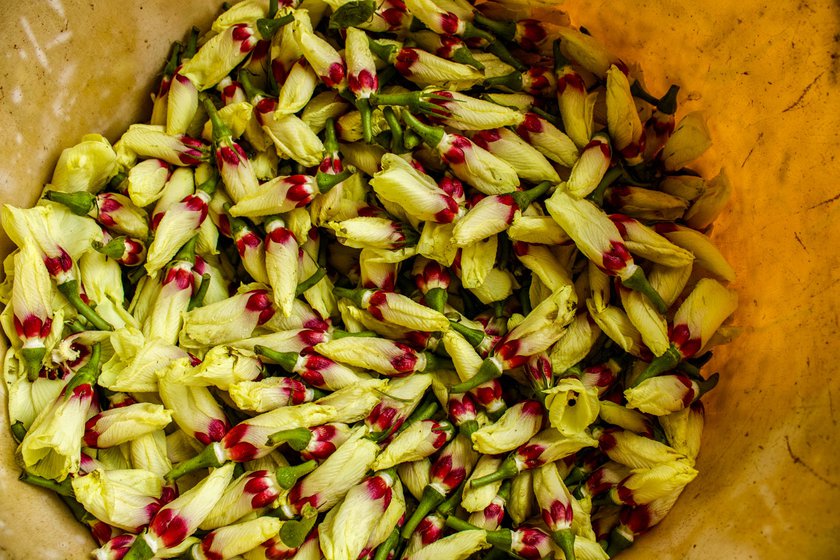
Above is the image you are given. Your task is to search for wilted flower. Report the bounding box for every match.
[544,377,600,436]
[180,288,275,347]
[371,154,460,224]
[71,468,166,532]
[120,124,207,167]
[471,400,544,454]
[594,427,686,469]
[610,460,698,507]
[661,111,712,171]
[49,134,117,193]
[659,402,704,465]
[653,222,736,282]
[180,23,259,90]
[158,358,230,445]
[373,419,455,470]
[83,402,172,448]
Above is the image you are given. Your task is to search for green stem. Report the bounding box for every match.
[424,287,447,313]
[330,329,378,339]
[295,268,328,294]
[328,0,375,29]
[657,85,680,115]
[484,71,523,92]
[621,267,667,314]
[461,21,496,43]
[470,456,518,488]
[458,419,479,438]
[57,281,113,331]
[267,0,278,19]
[436,480,465,517]
[552,39,571,71]
[323,117,339,154]
[629,81,661,106]
[449,321,488,349]
[421,352,451,373]
[531,106,561,127]
[19,472,74,497]
[356,98,374,144]
[449,358,503,393]
[279,507,319,548]
[238,70,268,102]
[403,129,421,150]
[196,171,219,196]
[164,442,225,481]
[332,287,368,308]
[631,344,681,387]
[276,460,318,489]
[254,345,300,372]
[473,13,516,41]
[257,12,295,40]
[696,372,720,397]
[21,347,45,382]
[587,166,623,207]
[486,41,526,72]
[173,235,198,264]
[268,428,312,451]
[163,41,183,78]
[444,514,481,533]
[382,107,404,154]
[399,398,440,433]
[184,27,200,59]
[605,527,633,557]
[187,273,211,311]
[401,111,444,148]
[511,181,551,210]
[552,529,576,560]
[451,46,485,71]
[93,237,127,260]
[373,527,401,560]
[203,97,232,143]
[43,191,95,215]
[401,485,445,538]
[123,533,155,560]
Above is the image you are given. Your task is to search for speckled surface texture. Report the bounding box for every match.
[1,1,838,558]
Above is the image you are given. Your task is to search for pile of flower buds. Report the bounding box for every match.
[1,0,739,558]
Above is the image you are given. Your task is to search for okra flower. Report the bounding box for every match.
[555,26,623,78]
[251,95,325,167]
[158,358,230,445]
[166,70,199,136]
[471,127,561,184]
[319,470,399,560]
[461,455,504,514]
[659,402,704,465]
[452,181,550,247]
[315,336,440,376]
[533,462,577,560]
[632,278,737,386]
[180,288,276,347]
[471,400,544,454]
[142,237,201,344]
[256,346,363,391]
[508,470,536,526]
[71,468,165,532]
[403,112,520,195]
[404,513,446,558]
[192,517,285,560]
[470,428,598,488]
[120,124,207,167]
[10,243,54,378]
[513,242,574,293]
[226,213,269,284]
[546,189,667,313]
[401,433,478,538]
[605,65,645,163]
[685,169,733,229]
[451,285,577,393]
[292,11,346,89]
[468,482,509,531]
[445,517,553,560]
[83,402,172,448]
[515,112,579,168]
[428,90,524,131]
[262,216,299,317]
[611,460,698,507]
[296,423,353,462]
[17,343,101,481]
[554,45,596,150]
[599,400,656,438]
[472,15,553,52]
[200,469,283,530]
[661,111,712,171]
[370,153,460,224]
[275,57,320,116]
[126,463,234,558]
[49,134,118,193]
[372,419,455,470]
[328,216,416,251]
[564,133,612,199]
[406,530,489,560]
[607,185,689,221]
[543,377,600,437]
[610,214,694,268]
[595,427,686,469]
[653,222,736,282]
[334,287,450,333]
[93,534,136,560]
[228,175,320,220]
[625,374,717,417]
[365,373,433,440]
[356,0,410,32]
[229,376,318,413]
[98,328,188,392]
[409,31,485,70]
[508,214,570,245]
[284,426,380,514]
[369,39,483,90]
[45,190,149,239]
[145,187,212,277]
[180,23,259,90]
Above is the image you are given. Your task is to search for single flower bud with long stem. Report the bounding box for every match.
[334,286,451,332]
[471,128,560,184]
[44,190,149,239]
[409,31,485,70]
[369,38,484,90]
[199,468,283,530]
[10,243,55,379]
[533,461,577,560]
[204,96,260,203]
[554,40,597,150]
[564,133,613,199]
[83,402,172,449]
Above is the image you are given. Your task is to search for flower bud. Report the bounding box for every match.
[409,530,490,560]
[611,460,698,507]
[93,534,136,560]
[180,288,276,347]
[18,344,102,480]
[584,461,632,498]
[313,378,389,424]
[607,185,689,221]
[437,131,520,195]
[556,63,597,150]
[158,358,230,444]
[565,133,612,199]
[319,470,399,560]
[661,111,712,171]
[179,23,259,90]
[508,214,571,246]
[417,220,458,267]
[129,430,172,478]
[548,313,599,374]
[515,112,579,168]
[461,454,504,513]
[10,243,54,378]
[659,402,704,465]
[685,168,732,229]
[127,158,172,207]
[120,125,207,166]
[285,426,380,514]
[136,463,235,554]
[145,191,210,277]
[431,91,524,130]
[83,402,172,448]
[514,242,575,293]
[373,419,455,470]
[472,400,544,454]
[315,336,438,377]
[595,427,686,469]
[404,512,446,557]
[257,103,325,167]
[327,216,416,251]
[182,345,261,391]
[50,134,118,193]
[533,461,577,558]
[471,127,561,184]
[296,422,353,463]
[605,65,645,163]
[653,223,736,282]
[71,468,165,532]
[262,219,299,317]
[544,377,600,437]
[610,214,694,268]
[508,469,535,525]
[229,376,317,413]
[371,154,460,224]
[166,72,199,136]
